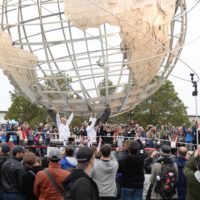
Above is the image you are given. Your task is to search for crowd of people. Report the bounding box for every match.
[0,112,198,152]
[0,136,200,200]
[0,112,200,200]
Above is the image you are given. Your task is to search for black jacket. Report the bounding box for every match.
[22,165,43,200]
[0,154,10,190]
[1,157,26,193]
[118,153,145,189]
[63,169,99,200]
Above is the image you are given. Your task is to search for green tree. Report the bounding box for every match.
[43,72,74,99]
[5,92,49,126]
[98,78,116,96]
[129,80,190,127]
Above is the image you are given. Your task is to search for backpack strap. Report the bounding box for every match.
[44,169,64,196]
[29,170,36,177]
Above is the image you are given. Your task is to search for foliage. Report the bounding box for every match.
[43,72,74,99]
[98,78,116,96]
[71,116,87,126]
[5,93,49,126]
[111,80,190,127]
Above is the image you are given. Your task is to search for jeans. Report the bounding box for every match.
[100,197,116,200]
[121,187,143,200]
[3,193,24,200]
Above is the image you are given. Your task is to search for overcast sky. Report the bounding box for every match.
[0,1,200,116]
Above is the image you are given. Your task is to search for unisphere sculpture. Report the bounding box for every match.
[0,0,187,117]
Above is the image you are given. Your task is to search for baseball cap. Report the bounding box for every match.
[76,146,94,163]
[1,143,10,153]
[48,147,62,161]
[160,145,171,157]
[12,146,25,155]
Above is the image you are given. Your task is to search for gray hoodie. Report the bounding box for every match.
[91,157,118,197]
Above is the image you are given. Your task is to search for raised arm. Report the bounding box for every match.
[56,112,61,127]
[67,112,74,125]
[97,136,102,152]
[90,117,97,128]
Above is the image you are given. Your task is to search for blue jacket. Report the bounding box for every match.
[183,127,194,142]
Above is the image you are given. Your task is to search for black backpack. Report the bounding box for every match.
[155,159,177,199]
[64,182,74,200]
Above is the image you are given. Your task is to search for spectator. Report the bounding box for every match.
[22,152,43,200]
[102,126,113,145]
[16,126,24,145]
[174,146,188,200]
[119,139,131,159]
[183,126,194,151]
[41,156,49,168]
[169,135,178,155]
[0,143,10,199]
[183,148,200,200]
[34,148,70,200]
[118,140,145,200]
[177,126,185,147]
[60,146,77,170]
[150,145,178,199]
[91,144,118,200]
[0,127,6,143]
[1,146,26,200]
[143,150,158,200]
[63,146,99,200]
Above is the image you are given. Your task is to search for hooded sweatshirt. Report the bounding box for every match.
[91,157,118,197]
[183,157,200,200]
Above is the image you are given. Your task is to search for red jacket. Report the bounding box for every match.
[34,162,70,200]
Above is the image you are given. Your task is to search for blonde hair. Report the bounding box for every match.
[124,140,131,151]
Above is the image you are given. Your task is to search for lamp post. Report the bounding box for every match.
[190,73,198,147]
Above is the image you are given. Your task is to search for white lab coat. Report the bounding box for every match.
[56,112,74,140]
[86,117,97,145]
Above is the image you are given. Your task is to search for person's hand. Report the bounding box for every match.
[194,145,200,157]
[186,152,191,160]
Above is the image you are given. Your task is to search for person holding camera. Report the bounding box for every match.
[183,146,200,200]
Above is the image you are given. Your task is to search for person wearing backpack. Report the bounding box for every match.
[22,152,43,200]
[150,145,178,200]
[63,146,100,200]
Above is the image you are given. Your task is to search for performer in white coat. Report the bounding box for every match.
[86,114,97,146]
[56,112,74,140]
